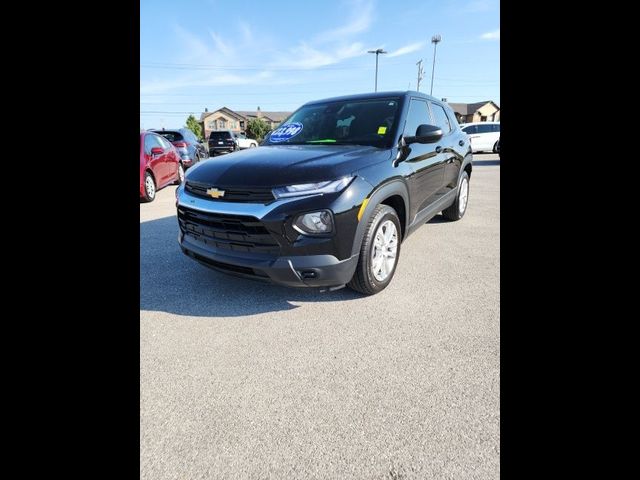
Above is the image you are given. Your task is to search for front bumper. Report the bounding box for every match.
[180,234,358,287]
[176,177,375,288]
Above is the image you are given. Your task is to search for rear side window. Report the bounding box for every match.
[462,125,477,134]
[404,99,432,137]
[209,131,232,140]
[430,103,452,134]
[492,124,500,132]
[157,131,183,142]
[477,124,493,134]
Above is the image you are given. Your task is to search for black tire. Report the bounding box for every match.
[249,143,257,148]
[493,141,499,153]
[174,162,185,185]
[347,204,402,295]
[442,170,470,221]
[141,171,156,203]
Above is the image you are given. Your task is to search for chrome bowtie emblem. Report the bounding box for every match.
[206,188,225,199]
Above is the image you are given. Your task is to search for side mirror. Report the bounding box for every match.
[150,147,163,155]
[404,124,443,145]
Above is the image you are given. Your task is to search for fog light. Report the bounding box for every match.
[293,210,333,234]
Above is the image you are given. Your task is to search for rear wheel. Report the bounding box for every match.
[442,171,469,221]
[142,172,156,202]
[347,204,401,295]
[249,142,257,148]
[174,163,185,185]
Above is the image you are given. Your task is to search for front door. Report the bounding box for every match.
[402,98,446,219]
[145,133,166,183]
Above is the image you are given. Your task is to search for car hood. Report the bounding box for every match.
[186,144,391,187]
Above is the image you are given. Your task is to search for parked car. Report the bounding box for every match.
[208,130,238,156]
[140,131,184,202]
[150,128,208,169]
[176,91,472,294]
[459,121,500,153]
[232,132,259,149]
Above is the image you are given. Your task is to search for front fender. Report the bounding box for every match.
[350,179,410,257]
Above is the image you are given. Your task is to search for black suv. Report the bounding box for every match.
[208,130,238,156]
[177,92,472,294]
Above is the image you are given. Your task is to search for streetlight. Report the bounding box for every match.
[430,34,441,96]
[367,48,387,92]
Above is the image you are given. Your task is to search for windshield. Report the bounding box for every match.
[264,97,401,148]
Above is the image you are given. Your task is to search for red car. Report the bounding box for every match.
[140,131,184,202]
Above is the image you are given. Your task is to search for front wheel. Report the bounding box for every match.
[347,204,401,295]
[442,171,469,221]
[249,143,257,148]
[142,172,156,202]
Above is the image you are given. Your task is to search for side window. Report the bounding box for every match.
[429,102,452,134]
[462,125,475,134]
[477,124,493,134]
[403,99,431,137]
[143,134,155,153]
[492,124,500,132]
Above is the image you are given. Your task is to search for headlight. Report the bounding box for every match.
[272,176,354,199]
[293,210,334,234]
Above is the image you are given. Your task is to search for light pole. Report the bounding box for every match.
[367,48,387,92]
[430,34,441,96]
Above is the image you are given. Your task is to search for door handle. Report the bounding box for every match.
[459,140,465,146]
[435,146,443,153]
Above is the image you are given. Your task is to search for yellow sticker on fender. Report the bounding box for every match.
[377,126,387,134]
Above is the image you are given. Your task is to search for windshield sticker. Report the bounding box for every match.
[377,126,387,135]
[269,122,304,142]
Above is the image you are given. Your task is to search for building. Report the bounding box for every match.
[446,101,500,124]
[200,107,292,139]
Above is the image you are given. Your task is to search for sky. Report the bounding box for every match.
[140,0,500,129]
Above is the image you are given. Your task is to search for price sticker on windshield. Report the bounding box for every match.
[269,122,303,142]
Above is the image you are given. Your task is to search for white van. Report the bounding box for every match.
[459,122,500,153]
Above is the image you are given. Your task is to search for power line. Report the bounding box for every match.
[140,61,412,71]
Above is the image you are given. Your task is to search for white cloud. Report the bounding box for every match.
[314,0,374,43]
[173,25,210,61]
[387,41,427,58]
[272,42,366,69]
[238,21,253,44]
[480,29,500,40]
[209,30,234,57]
[140,71,273,95]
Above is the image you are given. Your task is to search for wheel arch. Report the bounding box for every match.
[350,179,410,257]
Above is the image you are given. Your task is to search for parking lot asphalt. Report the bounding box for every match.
[140,153,500,479]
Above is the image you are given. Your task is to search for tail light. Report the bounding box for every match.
[174,141,187,148]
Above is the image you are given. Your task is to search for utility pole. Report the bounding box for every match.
[416,59,425,91]
[430,34,441,96]
[367,48,387,92]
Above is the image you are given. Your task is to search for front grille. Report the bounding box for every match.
[185,180,275,204]
[178,206,280,255]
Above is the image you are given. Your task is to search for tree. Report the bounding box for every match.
[246,117,271,142]
[185,115,203,141]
